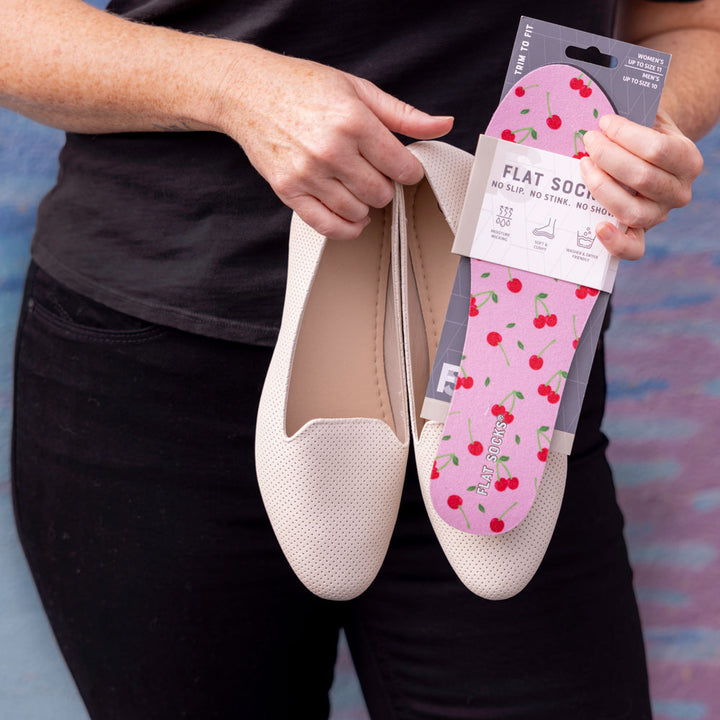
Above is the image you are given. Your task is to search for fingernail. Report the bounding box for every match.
[579,156,595,172]
[598,115,611,132]
[596,222,616,243]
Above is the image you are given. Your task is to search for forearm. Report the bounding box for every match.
[0,0,252,134]
[616,0,720,140]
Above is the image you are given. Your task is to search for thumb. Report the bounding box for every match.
[352,77,454,139]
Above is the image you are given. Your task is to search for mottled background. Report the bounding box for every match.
[1,35,719,720]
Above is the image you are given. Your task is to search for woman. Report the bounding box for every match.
[2,0,715,717]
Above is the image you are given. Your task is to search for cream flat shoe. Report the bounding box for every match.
[255,192,409,601]
[403,141,567,600]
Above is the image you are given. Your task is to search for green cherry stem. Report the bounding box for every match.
[471,290,496,309]
[498,502,518,521]
[572,314,578,342]
[512,127,537,144]
[497,341,510,367]
[435,453,458,471]
[468,417,474,443]
[574,131,586,155]
[534,294,549,316]
[543,369,566,392]
[546,91,552,117]
[499,390,522,413]
[537,339,556,357]
[536,427,551,450]
[458,505,470,529]
[497,460,512,479]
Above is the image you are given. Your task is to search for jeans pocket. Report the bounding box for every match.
[25,263,169,344]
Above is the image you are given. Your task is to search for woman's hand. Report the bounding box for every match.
[580,108,704,260]
[212,47,454,241]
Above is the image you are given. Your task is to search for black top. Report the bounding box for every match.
[32,0,617,345]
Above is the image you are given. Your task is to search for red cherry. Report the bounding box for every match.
[575,286,588,299]
[465,377,474,389]
[447,494,463,509]
[431,462,440,479]
[572,339,579,349]
[504,413,514,424]
[501,129,516,142]
[469,305,479,317]
[507,278,522,293]
[487,331,502,346]
[468,441,483,456]
[533,316,546,329]
[529,355,543,370]
[490,518,505,533]
[570,77,583,90]
[546,114,562,130]
[587,287,599,296]
[455,377,463,389]
[579,85,592,98]
[537,448,548,462]
[507,477,519,490]
[573,151,589,159]
[548,392,560,404]
[515,86,525,97]
[495,478,508,491]
[491,404,506,417]
[538,384,551,396]
[546,314,557,327]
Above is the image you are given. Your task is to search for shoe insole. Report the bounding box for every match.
[405,178,460,437]
[430,64,614,535]
[285,207,397,436]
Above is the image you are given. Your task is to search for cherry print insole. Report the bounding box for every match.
[430,64,615,536]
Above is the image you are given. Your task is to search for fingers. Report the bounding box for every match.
[593,113,702,182]
[336,155,395,209]
[579,112,704,261]
[290,194,371,242]
[582,129,684,209]
[596,223,645,261]
[352,76,454,186]
[353,77,454,141]
[580,156,669,230]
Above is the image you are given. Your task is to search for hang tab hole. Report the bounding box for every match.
[565,45,618,69]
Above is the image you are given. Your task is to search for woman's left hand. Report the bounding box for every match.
[580,108,704,260]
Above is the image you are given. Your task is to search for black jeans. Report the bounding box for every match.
[12,262,652,720]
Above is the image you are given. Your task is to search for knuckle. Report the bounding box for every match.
[369,181,395,208]
[344,202,370,223]
[626,204,652,229]
[394,156,423,185]
[633,165,656,195]
[691,147,704,178]
[645,136,670,166]
[312,216,340,238]
[273,174,300,201]
[678,186,693,207]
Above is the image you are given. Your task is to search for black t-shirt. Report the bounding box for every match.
[32,0,616,345]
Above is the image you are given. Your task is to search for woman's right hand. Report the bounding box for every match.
[210,46,454,240]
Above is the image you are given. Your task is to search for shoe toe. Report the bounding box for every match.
[416,421,566,600]
[257,417,408,600]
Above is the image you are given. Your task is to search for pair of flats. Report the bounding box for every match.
[255,140,567,601]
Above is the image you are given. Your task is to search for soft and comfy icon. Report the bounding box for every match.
[576,227,595,248]
[532,218,556,239]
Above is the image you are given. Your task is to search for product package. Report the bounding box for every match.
[424,18,670,535]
